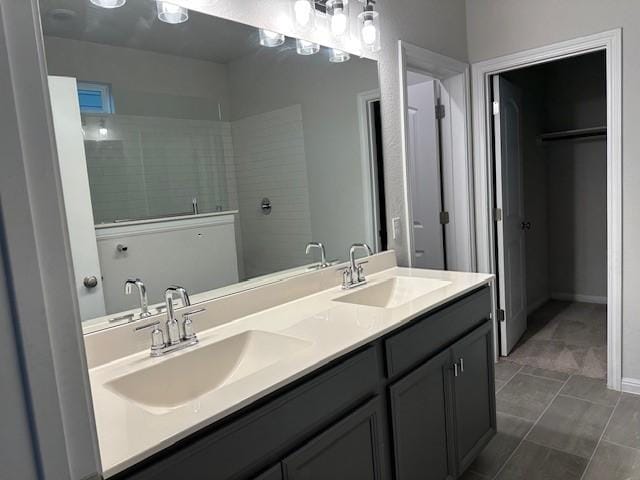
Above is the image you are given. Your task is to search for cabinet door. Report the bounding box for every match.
[282,398,386,480]
[450,320,496,472]
[253,464,283,480]
[389,348,455,480]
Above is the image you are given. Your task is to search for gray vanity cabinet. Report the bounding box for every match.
[450,321,496,472]
[282,397,386,480]
[389,319,496,480]
[252,465,283,480]
[389,348,456,480]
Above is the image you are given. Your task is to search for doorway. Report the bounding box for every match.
[492,52,607,378]
[472,30,622,389]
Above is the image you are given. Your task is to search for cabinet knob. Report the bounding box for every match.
[83,275,99,289]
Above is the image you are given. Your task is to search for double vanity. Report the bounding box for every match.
[85,252,495,479]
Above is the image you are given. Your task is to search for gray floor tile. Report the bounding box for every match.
[495,361,521,382]
[469,413,533,477]
[520,365,570,381]
[526,395,613,458]
[496,373,563,421]
[583,441,640,480]
[495,379,506,392]
[458,470,489,480]
[495,440,587,480]
[604,393,640,449]
[561,375,621,406]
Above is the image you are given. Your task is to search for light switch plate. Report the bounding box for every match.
[392,217,402,240]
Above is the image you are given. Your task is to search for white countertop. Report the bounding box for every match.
[89,267,493,477]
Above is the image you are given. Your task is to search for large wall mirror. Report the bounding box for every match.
[39,0,386,332]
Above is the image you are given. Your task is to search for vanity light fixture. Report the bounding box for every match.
[296,38,320,55]
[292,0,315,32]
[358,0,380,52]
[259,29,286,47]
[329,48,350,63]
[327,0,348,37]
[156,0,189,24]
[90,0,126,8]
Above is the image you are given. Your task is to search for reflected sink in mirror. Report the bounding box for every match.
[105,330,312,414]
[333,276,452,309]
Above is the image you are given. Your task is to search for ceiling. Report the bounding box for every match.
[39,0,262,63]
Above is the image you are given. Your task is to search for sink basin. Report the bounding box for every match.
[333,276,452,309]
[105,330,311,413]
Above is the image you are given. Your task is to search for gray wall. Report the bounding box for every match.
[44,36,230,121]
[228,49,379,262]
[544,54,607,301]
[465,0,640,377]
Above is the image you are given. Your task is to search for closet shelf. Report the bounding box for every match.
[539,126,607,142]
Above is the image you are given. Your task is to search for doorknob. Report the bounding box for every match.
[83,276,99,289]
[521,221,531,231]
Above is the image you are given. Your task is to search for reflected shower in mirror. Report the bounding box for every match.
[39,0,385,330]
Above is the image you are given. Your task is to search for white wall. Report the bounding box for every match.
[231,105,313,277]
[465,0,640,378]
[44,36,230,120]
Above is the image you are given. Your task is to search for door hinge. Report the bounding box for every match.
[435,104,446,120]
[494,207,502,222]
[439,211,450,225]
[492,101,500,115]
[498,309,505,322]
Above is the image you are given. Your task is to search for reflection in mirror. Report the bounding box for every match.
[39,0,385,331]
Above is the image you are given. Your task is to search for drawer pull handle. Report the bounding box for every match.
[459,358,464,373]
[453,362,459,377]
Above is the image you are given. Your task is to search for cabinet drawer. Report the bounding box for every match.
[119,347,380,480]
[385,287,490,378]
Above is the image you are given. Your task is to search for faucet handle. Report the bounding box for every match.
[182,308,206,341]
[135,321,166,351]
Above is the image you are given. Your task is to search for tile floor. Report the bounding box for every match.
[461,362,640,480]
[507,301,607,379]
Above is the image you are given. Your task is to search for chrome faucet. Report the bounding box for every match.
[124,278,151,318]
[135,285,206,357]
[342,243,373,289]
[306,241,329,268]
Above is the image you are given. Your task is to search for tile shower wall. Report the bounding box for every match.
[231,105,313,278]
[84,114,236,224]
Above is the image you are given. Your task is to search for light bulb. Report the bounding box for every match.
[90,0,126,8]
[259,29,285,47]
[157,1,189,24]
[331,8,348,36]
[294,0,312,27]
[99,127,108,137]
[361,19,377,45]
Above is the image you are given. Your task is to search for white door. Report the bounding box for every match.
[493,75,527,355]
[407,76,445,269]
[48,76,106,320]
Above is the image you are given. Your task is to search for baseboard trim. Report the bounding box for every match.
[622,377,640,396]
[527,296,550,315]
[550,292,607,304]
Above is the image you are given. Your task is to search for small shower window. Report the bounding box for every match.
[77,81,114,114]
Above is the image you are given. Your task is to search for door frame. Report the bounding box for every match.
[398,41,476,273]
[357,89,383,252]
[471,29,622,390]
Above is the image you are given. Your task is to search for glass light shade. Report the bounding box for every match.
[259,29,285,47]
[330,7,348,36]
[358,9,380,53]
[296,38,320,55]
[329,48,350,63]
[292,0,315,31]
[157,1,189,24]
[90,0,126,8]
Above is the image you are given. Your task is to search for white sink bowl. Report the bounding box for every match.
[105,330,311,413]
[333,276,452,309]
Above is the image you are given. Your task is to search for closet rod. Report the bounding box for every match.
[539,126,607,142]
